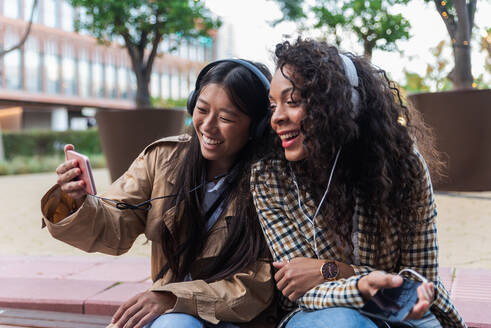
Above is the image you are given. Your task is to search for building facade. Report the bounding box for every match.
[0,0,215,131]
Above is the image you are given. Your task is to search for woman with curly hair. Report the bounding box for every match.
[251,38,465,327]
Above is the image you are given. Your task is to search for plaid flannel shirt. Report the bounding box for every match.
[251,152,466,328]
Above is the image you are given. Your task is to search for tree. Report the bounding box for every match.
[272,0,412,59]
[424,0,478,89]
[69,0,220,108]
[402,40,453,93]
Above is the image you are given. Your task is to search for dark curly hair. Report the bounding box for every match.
[271,38,443,263]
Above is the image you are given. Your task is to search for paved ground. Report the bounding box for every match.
[1,169,150,259]
[1,169,491,327]
[1,168,490,269]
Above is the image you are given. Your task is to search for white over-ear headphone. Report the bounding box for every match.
[339,53,360,119]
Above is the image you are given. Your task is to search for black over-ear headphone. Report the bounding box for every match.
[186,59,271,140]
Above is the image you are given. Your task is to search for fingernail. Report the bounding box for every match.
[392,275,403,284]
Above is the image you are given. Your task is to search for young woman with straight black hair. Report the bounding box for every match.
[42,59,276,328]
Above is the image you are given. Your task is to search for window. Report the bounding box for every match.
[62,44,76,95]
[205,44,213,62]
[24,0,40,23]
[180,40,189,60]
[25,37,41,92]
[78,50,90,97]
[44,0,58,28]
[117,66,128,99]
[44,40,60,93]
[151,72,160,99]
[4,31,22,90]
[160,73,170,100]
[92,52,104,97]
[4,0,20,19]
[188,69,197,91]
[180,72,188,98]
[128,69,136,100]
[105,61,116,98]
[61,1,74,31]
[170,71,179,99]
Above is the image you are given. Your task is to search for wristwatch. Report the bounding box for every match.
[320,260,339,281]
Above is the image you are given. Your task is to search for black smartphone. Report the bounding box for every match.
[360,278,421,322]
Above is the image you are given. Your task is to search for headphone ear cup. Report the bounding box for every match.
[187,90,197,116]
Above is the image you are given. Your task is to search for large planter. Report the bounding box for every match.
[95,108,187,182]
[409,89,491,191]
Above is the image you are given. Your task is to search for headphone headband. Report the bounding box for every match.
[338,53,360,118]
[194,59,270,92]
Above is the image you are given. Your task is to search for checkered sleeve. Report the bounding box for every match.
[399,151,438,283]
[251,161,366,310]
[400,151,466,328]
[297,276,365,310]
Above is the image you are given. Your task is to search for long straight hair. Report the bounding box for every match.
[161,61,272,282]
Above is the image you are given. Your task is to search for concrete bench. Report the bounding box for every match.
[0,307,111,328]
[0,256,490,327]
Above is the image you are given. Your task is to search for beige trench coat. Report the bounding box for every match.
[41,135,277,327]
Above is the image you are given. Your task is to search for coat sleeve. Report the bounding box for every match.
[40,148,158,255]
[149,259,274,324]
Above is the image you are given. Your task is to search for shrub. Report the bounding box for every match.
[0,154,106,176]
[2,129,102,160]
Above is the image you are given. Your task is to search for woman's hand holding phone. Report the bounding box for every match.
[56,144,88,202]
[358,271,434,320]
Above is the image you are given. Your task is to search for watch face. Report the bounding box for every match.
[323,261,339,280]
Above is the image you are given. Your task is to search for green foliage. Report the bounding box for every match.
[69,0,220,46]
[151,97,188,109]
[474,73,491,89]
[272,0,411,57]
[401,71,431,93]
[401,40,453,93]
[0,154,106,176]
[481,28,491,76]
[2,129,102,160]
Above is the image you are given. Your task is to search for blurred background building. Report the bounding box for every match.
[0,0,217,131]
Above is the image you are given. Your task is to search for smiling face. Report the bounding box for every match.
[269,66,307,161]
[192,83,252,176]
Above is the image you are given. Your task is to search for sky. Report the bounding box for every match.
[205,0,491,85]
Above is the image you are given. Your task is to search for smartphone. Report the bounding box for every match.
[360,278,421,322]
[65,150,97,195]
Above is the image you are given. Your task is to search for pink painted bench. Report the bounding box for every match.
[0,256,490,327]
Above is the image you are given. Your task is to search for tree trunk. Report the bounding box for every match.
[122,33,161,109]
[449,43,473,89]
[134,71,152,108]
[448,0,474,89]
[363,39,374,60]
[127,52,152,108]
